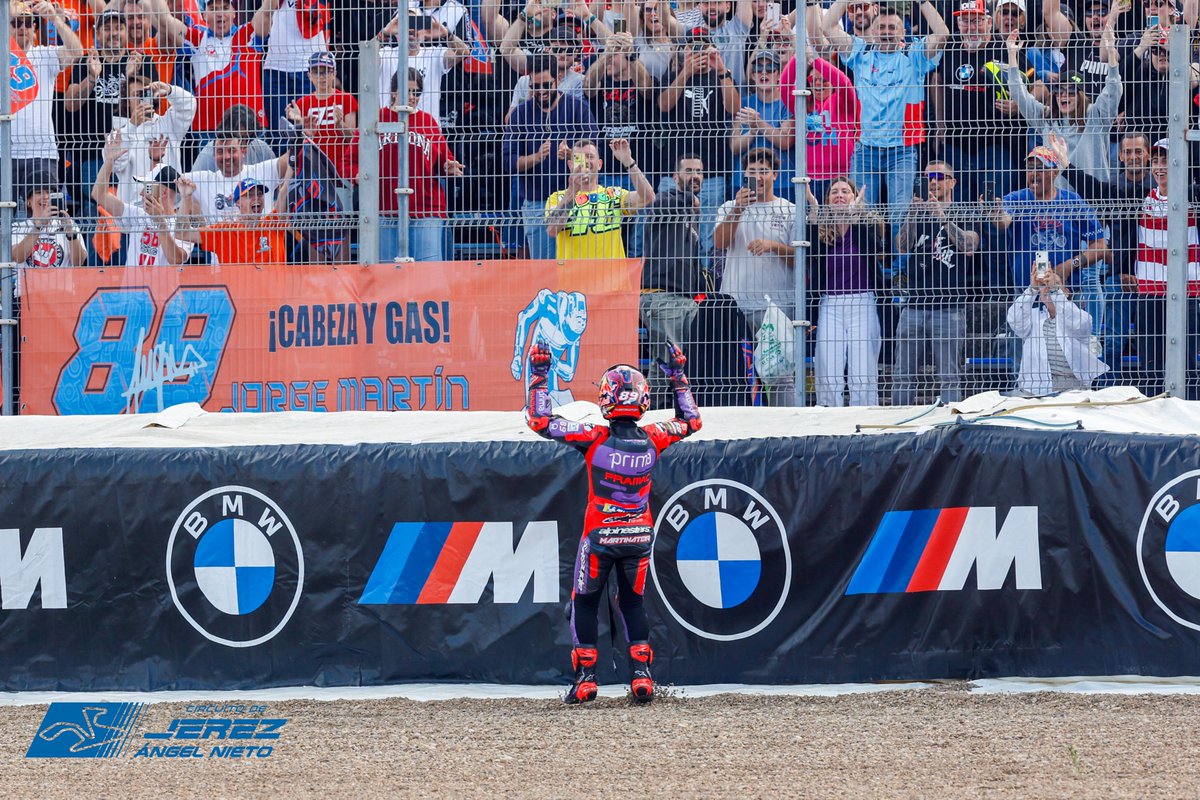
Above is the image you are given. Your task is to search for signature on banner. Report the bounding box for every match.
[122,328,207,413]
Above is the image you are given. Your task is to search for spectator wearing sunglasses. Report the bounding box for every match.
[731,49,793,201]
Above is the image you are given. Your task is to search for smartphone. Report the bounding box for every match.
[412,14,433,31]
[1148,13,1159,26]
[748,175,762,198]
[48,191,65,207]
[571,152,586,171]
[914,175,927,199]
[981,180,996,202]
[1035,250,1050,280]
[140,89,154,103]
[612,15,627,33]
[766,2,782,23]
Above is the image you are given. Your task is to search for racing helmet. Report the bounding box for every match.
[597,364,650,420]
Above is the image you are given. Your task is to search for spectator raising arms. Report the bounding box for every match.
[545,138,655,259]
[261,0,330,139]
[620,0,681,81]
[1005,17,1123,186]
[110,79,196,206]
[181,0,274,137]
[176,173,291,266]
[823,0,949,232]
[782,48,859,203]
[731,49,794,201]
[182,126,291,224]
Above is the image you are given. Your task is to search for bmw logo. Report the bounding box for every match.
[1137,470,1200,630]
[651,479,791,641]
[166,486,304,647]
[956,63,974,82]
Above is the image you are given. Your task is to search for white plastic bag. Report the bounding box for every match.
[753,295,795,385]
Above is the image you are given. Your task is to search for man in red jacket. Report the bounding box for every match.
[378,69,464,262]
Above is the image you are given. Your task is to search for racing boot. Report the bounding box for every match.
[629,641,654,703]
[564,646,598,705]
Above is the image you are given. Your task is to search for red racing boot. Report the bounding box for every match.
[564,646,598,705]
[629,641,654,703]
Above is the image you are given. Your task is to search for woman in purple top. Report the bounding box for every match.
[806,176,889,407]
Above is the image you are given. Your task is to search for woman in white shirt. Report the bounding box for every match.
[1007,265,1108,396]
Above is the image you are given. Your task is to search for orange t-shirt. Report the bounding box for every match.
[199,214,289,267]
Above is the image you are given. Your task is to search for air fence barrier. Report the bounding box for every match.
[3,415,1200,691]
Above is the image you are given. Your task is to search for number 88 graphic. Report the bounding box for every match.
[53,286,236,415]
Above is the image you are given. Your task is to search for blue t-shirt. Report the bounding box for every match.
[733,94,795,201]
[1002,188,1105,291]
[843,37,941,148]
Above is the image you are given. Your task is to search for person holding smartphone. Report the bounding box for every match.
[109,75,196,207]
[1006,264,1108,395]
[12,175,89,278]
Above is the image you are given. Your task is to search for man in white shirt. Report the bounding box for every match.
[93,133,194,266]
[378,10,469,123]
[262,0,328,139]
[110,78,197,206]
[183,128,291,223]
[9,0,85,203]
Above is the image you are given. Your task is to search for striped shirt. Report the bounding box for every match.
[1134,188,1200,297]
[1043,317,1084,392]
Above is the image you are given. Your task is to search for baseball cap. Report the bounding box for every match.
[685,25,713,42]
[995,0,1027,12]
[751,49,781,66]
[1151,138,1170,154]
[1055,70,1086,91]
[954,0,988,16]
[548,24,581,44]
[231,178,266,202]
[134,165,182,188]
[95,9,124,28]
[1025,145,1061,169]
[23,169,58,199]
[309,51,336,71]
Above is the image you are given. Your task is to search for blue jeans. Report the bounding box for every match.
[851,143,917,234]
[1101,273,1134,385]
[378,217,446,262]
[263,69,314,142]
[1069,262,1105,337]
[891,307,966,406]
[521,199,556,260]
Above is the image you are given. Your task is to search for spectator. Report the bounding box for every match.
[329,0,398,95]
[1124,30,1171,142]
[1044,0,1138,98]
[121,0,185,84]
[261,0,330,139]
[12,175,89,278]
[731,49,793,201]
[182,126,291,224]
[621,0,682,81]
[286,51,359,182]
[656,26,740,261]
[92,135,194,266]
[378,70,464,263]
[9,0,84,202]
[502,53,599,259]
[64,10,156,221]
[583,30,658,185]
[379,11,470,123]
[823,0,949,231]
[1006,22,1122,186]
[502,0,611,76]
[782,50,859,203]
[1130,138,1200,396]
[985,145,1108,298]
[641,153,706,356]
[1006,265,1109,394]
[806,176,888,407]
[844,0,879,40]
[191,105,277,172]
[891,159,981,406]
[931,0,1023,204]
[714,148,796,401]
[110,78,196,207]
[1053,131,1152,378]
[176,174,291,266]
[180,0,273,139]
[690,0,752,89]
[545,138,656,259]
[509,23,585,109]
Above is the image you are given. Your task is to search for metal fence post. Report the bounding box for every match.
[359,40,382,265]
[793,4,809,407]
[1166,22,1192,397]
[1,0,14,416]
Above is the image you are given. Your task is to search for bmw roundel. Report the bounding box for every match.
[1137,470,1200,631]
[956,63,975,82]
[651,479,791,641]
[166,486,304,648]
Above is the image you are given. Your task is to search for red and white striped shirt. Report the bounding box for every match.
[1135,188,1200,297]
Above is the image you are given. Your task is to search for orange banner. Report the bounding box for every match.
[20,260,642,415]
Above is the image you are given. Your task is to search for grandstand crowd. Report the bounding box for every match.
[6,0,1200,406]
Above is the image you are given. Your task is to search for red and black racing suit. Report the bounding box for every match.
[525,367,702,649]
